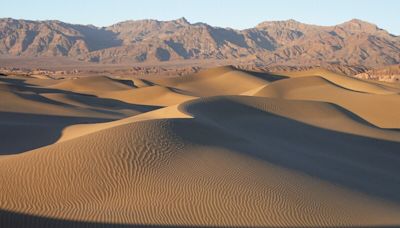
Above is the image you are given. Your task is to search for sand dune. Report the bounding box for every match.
[148,66,273,97]
[279,68,399,94]
[50,76,135,93]
[1,67,400,227]
[254,75,400,128]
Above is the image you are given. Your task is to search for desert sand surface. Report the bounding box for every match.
[1,66,400,227]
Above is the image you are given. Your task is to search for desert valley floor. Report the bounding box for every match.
[1,66,400,227]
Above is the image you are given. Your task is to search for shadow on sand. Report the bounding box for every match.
[0,209,397,228]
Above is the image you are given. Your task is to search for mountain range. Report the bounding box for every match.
[1,17,399,68]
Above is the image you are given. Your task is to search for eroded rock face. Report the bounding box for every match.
[0,17,399,67]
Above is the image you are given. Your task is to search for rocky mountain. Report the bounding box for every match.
[1,17,399,68]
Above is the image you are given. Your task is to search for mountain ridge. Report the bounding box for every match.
[0,17,399,68]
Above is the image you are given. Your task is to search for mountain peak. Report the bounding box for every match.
[339,18,379,32]
[174,17,190,25]
[345,18,374,25]
[256,19,305,29]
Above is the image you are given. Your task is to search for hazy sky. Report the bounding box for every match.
[1,0,399,35]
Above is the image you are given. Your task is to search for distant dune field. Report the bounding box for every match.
[1,66,400,227]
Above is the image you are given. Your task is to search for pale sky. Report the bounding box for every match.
[1,0,399,35]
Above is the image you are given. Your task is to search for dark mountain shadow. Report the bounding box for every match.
[164,40,190,59]
[68,24,122,51]
[245,30,277,51]
[210,28,248,48]
[0,209,397,228]
[177,97,400,204]
[21,30,39,52]
[156,48,171,61]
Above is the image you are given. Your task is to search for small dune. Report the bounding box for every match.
[50,76,135,93]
